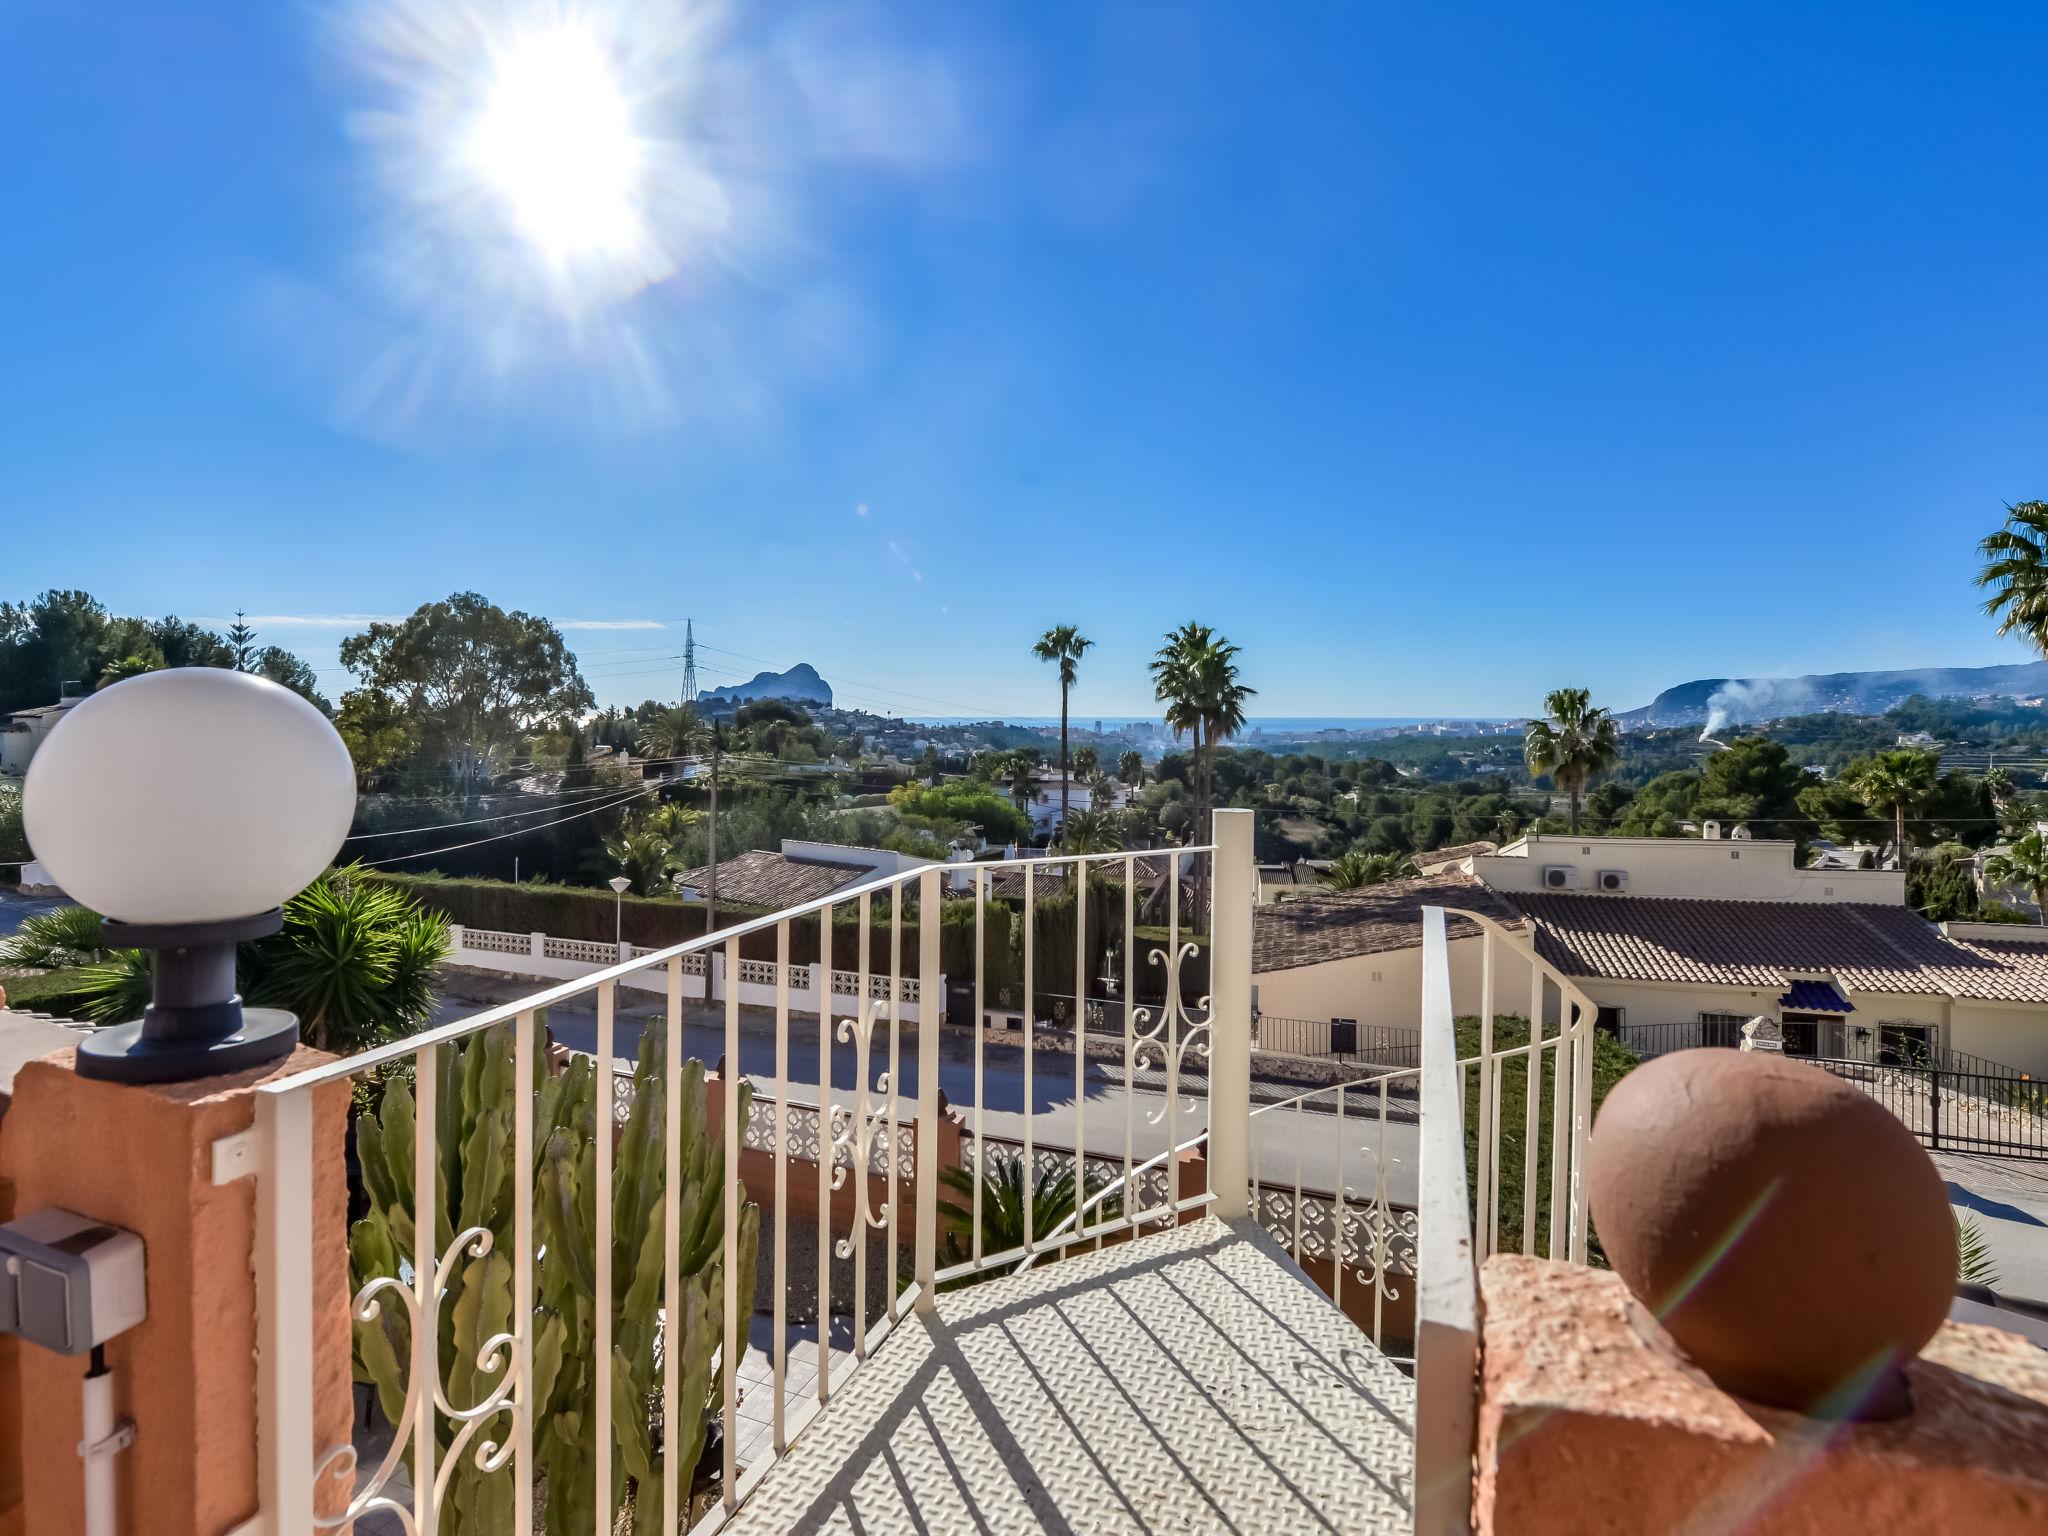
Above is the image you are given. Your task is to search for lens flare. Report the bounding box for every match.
[276,1,983,442]
[464,24,644,266]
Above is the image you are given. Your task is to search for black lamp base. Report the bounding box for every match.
[75,1006,301,1084]
[77,911,300,1084]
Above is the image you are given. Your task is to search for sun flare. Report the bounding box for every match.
[464,23,644,266]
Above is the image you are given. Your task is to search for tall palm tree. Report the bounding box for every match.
[1151,623,1254,911]
[1984,830,2048,926]
[1977,501,2048,652]
[1985,765,2016,809]
[1118,750,1145,788]
[1033,625,1093,841]
[1522,688,1621,834]
[1072,745,1100,780]
[1846,749,1940,867]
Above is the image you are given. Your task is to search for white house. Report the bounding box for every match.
[0,691,84,776]
[1252,830,2048,1074]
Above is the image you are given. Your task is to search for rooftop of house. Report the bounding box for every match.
[1516,891,2048,1004]
[675,848,871,908]
[1252,871,1525,972]
[1411,839,1498,873]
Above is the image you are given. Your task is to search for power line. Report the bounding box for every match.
[344,779,656,840]
[358,786,655,868]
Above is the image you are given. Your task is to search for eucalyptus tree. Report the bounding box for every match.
[1522,688,1621,835]
[1033,624,1093,841]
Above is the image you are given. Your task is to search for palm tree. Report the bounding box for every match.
[1151,623,1254,915]
[1118,750,1144,788]
[96,654,159,689]
[1977,501,2048,652]
[1984,830,2048,926]
[1319,849,1409,890]
[1061,807,1124,854]
[1072,745,1100,780]
[1004,747,1042,833]
[1033,625,1093,841]
[1985,765,2017,809]
[635,703,699,763]
[1845,749,1939,867]
[1522,688,1621,834]
[936,1150,1120,1287]
[604,822,683,896]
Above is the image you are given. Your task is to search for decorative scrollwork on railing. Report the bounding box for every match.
[827,997,896,1259]
[1129,941,1211,1125]
[311,1225,523,1531]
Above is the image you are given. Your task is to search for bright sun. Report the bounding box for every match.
[464,23,644,266]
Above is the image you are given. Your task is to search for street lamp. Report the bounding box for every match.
[609,874,631,944]
[22,669,357,1082]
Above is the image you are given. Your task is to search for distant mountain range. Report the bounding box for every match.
[699,662,832,708]
[1619,663,2048,732]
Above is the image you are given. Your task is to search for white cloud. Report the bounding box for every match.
[555,619,667,631]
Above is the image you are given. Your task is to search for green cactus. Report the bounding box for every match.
[348,1019,759,1534]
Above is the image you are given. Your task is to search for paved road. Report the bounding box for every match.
[1935,1150,2048,1301]
[432,975,1421,1206]
[0,890,66,939]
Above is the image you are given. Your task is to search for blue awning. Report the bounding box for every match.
[1780,979,1854,1014]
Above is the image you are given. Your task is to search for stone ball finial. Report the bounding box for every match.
[1586,1049,1954,1418]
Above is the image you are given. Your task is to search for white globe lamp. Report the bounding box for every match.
[23,668,357,1081]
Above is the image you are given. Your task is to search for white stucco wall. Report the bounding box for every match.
[1474,834,1905,904]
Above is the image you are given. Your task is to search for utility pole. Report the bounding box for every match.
[704,717,723,933]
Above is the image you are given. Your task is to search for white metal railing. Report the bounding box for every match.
[1411,904,1600,1536]
[1249,1072,1419,1360]
[247,814,1252,1535]
[449,928,931,1016]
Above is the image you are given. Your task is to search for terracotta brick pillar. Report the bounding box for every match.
[0,1045,354,1536]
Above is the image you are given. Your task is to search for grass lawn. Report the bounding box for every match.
[1456,1015,1641,1265]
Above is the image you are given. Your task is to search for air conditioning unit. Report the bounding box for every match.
[1597,869,1628,894]
[1541,865,1576,890]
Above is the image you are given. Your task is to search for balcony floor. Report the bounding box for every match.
[723,1216,1416,1536]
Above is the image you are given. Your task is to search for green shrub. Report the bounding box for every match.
[1457,1015,1639,1266]
[0,905,106,969]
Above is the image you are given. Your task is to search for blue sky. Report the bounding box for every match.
[5,2,2047,719]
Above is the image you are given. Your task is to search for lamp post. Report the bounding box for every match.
[22,668,356,1082]
[610,874,631,944]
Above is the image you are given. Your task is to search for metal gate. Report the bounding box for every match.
[1812,1055,2048,1160]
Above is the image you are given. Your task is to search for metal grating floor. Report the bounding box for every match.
[722,1217,1416,1535]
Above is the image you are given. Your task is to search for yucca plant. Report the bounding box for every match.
[0,905,108,969]
[1957,1211,2001,1289]
[66,863,449,1055]
[936,1149,1122,1286]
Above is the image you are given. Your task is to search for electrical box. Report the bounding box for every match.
[0,1209,146,1356]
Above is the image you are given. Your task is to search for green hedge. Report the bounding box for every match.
[368,870,1198,1004]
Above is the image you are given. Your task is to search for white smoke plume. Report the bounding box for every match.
[1699,677,1816,741]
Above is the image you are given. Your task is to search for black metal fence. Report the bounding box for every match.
[1252,1014,1421,1068]
[1810,1056,2048,1160]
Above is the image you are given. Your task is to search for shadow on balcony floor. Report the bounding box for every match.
[720,1216,1415,1536]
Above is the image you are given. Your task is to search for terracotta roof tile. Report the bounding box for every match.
[1253,873,1524,973]
[1513,893,2048,1006]
[675,850,866,910]
[1411,841,1497,872]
